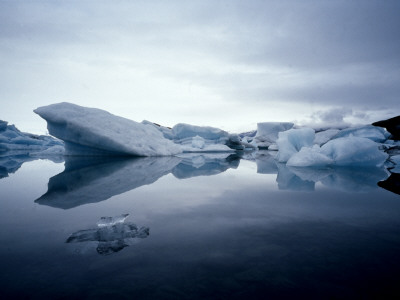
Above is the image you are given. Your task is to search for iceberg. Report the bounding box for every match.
[314,129,340,145]
[330,125,390,143]
[170,123,240,152]
[172,123,230,141]
[287,136,389,167]
[34,102,182,156]
[286,145,334,167]
[276,128,315,163]
[253,122,294,149]
[0,120,64,156]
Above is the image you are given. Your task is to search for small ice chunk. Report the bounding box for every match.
[97,214,129,227]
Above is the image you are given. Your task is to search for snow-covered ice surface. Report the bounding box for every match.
[34,102,182,156]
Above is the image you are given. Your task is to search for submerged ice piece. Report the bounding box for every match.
[34,102,182,156]
[66,214,149,255]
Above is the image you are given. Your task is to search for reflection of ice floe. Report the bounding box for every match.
[35,156,181,209]
[66,214,149,255]
[172,153,240,179]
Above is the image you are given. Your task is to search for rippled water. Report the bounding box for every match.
[0,153,399,299]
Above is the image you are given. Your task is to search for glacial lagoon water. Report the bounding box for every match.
[0,153,400,299]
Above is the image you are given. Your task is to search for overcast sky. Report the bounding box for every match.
[1,0,400,133]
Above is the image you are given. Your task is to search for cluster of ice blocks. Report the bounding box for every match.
[0,102,398,171]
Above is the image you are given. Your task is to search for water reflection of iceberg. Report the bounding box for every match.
[172,153,240,179]
[66,214,149,255]
[35,156,181,209]
[0,154,63,179]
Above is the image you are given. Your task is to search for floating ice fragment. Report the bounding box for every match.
[66,214,149,255]
[97,214,129,227]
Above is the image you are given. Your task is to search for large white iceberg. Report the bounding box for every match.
[287,136,389,167]
[253,122,294,149]
[34,103,182,156]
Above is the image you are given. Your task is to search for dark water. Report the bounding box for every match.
[0,153,400,299]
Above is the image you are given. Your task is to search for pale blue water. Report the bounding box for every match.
[0,154,400,299]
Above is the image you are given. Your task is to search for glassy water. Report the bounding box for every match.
[0,153,400,299]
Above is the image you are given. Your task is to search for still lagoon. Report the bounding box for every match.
[0,152,399,299]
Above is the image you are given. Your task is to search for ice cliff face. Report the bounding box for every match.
[34,102,182,156]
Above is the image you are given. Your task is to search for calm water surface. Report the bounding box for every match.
[0,153,399,299]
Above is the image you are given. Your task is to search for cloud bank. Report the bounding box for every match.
[0,0,399,133]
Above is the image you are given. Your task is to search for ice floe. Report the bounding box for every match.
[0,120,63,156]
[34,102,182,156]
